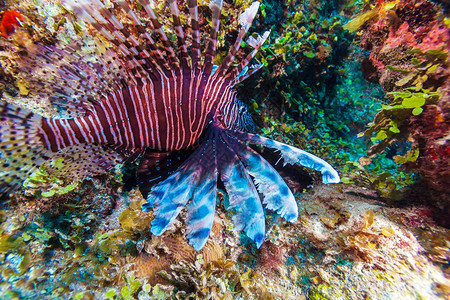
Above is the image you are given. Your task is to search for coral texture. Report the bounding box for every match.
[359,0,450,209]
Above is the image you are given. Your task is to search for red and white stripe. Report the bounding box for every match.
[40,72,239,153]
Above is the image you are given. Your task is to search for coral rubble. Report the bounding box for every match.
[0,183,448,299]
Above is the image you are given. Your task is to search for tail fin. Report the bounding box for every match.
[0,101,50,197]
[0,101,127,198]
[143,118,340,250]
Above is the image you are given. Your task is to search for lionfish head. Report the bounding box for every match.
[218,98,255,133]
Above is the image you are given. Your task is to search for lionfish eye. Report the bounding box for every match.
[239,106,246,115]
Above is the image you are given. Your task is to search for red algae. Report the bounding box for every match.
[0,10,23,38]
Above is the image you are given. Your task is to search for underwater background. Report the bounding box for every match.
[0,0,449,298]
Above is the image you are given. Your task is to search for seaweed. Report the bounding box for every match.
[353,46,448,200]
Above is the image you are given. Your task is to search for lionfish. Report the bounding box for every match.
[0,0,339,250]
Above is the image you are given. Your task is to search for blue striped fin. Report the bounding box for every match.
[137,150,192,198]
[222,131,298,223]
[230,131,341,184]
[146,169,197,236]
[142,145,208,236]
[142,139,220,250]
[186,168,217,251]
[185,140,218,251]
[218,136,265,248]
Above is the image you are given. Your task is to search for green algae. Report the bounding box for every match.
[23,158,79,198]
[353,45,447,199]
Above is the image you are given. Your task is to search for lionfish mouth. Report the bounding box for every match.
[0,0,340,250]
[142,118,339,250]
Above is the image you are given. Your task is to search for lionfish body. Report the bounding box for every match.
[0,0,339,250]
[42,71,241,152]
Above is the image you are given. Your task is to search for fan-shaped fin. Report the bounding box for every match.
[230,130,340,184]
[218,135,265,247]
[141,120,335,250]
[142,123,266,250]
[0,102,51,197]
[141,140,216,250]
[48,143,124,178]
[222,131,298,222]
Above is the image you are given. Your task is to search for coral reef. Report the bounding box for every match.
[1,182,448,299]
[353,0,450,213]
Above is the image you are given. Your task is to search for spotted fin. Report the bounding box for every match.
[0,101,50,197]
[0,100,130,196]
[46,144,124,178]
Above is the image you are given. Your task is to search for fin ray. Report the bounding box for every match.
[230,131,341,184]
[203,0,223,74]
[187,0,202,71]
[218,135,265,247]
[216,2,260,77]
[0,102,51,196]
[222,131,298,222]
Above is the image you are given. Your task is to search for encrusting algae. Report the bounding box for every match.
[0,0,449,299]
